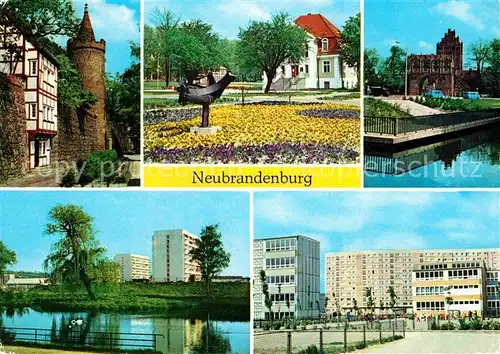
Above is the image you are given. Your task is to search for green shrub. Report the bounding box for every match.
[355,343,367,349]
[60,168,77,187]
[431,321,439,330]
[272,322,281,330]
[292,323,298,330]
[440,322,456,330]
[297,345,320,354]
[262,323,271,330]
[78,150,119,185]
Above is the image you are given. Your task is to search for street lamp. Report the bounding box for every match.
[396,41,408,98]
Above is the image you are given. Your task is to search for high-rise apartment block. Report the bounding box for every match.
[253,236,320,320]
[114,254,151,282]
[152,229,201,282]
[325,248,499,317]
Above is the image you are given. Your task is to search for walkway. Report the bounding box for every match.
[0,166,60,187]
[376,96,442,116]
[3,346,101,354]
[358,331,500,353]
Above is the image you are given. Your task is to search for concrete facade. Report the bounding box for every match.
[114,254,151,282]
[253,236,320,320]
[152,229,201,282]
[325,248,500,316]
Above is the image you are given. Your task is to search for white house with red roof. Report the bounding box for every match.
[264,13,357,91]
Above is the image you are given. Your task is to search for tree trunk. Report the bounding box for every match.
[165,60,170,88]
[80,267,96,301]
[264,70,276,93]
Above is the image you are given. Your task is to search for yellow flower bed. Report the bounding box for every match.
[145,103,360,151]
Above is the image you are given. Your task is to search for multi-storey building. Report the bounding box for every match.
[114,254,151,282]
[325,248,500,317]
[412,261,486,316]
[253,236,320,320]
[264,13,357,91]
[486,270,500,317]
[152,229,201,282]
[0,11,59,169]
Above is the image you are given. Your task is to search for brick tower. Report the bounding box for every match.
[67,4,107,150]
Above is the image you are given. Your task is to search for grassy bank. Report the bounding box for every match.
[364,97,411,117]
[0,282,250,321]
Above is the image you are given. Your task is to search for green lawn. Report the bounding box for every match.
[364,97,412,117]
[0,282,250,320]
[473,98,500,109]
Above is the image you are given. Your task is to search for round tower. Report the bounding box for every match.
[67,4,107,151]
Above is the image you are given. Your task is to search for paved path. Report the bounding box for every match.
[358,331,500,353]
[375,96,441,116]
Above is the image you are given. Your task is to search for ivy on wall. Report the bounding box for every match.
[0,73,13,116]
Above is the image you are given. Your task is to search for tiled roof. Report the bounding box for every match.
[294,13,341,38]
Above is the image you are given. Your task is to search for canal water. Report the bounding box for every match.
[364,126,500,188]
[1,309,250,353]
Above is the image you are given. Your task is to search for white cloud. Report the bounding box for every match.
[255,194,367,233]
[343,232,427,251]
[76,0,139,41]
[218,1,271,22]
[419,41,433,50]
[434,1,485,31]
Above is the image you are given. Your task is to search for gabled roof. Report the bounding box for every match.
[294,13,341,38]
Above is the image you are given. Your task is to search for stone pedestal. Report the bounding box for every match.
[190,126,222,135]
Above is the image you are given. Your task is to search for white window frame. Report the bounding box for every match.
[322,38,329,51]
[323,60,331,73]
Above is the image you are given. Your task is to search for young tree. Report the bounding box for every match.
[0,241,16,274]
[387,286,398,315]
[259,269,273,321]
[189,224,230,294]
[353,298,359,316]
[340,13,361,85]
[365,287,375,315]
[238,12,309,93]
[482,39,500,97]
[44,204,108,300]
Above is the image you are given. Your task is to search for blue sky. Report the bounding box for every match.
[254,191,500,291]
[365,0,500,68]
[70,0,140,73]
[144,0,359,39]
[0,191,250,277]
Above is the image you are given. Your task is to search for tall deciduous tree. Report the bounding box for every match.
[364,48,381,86]
[387,286,398,312]
[44,204,113,300]
[5,0,79,38]
[238,12,309,93]
[340,13,361,85]
[57,55,96,109]
[189,224,230,294]
[0,241,16,274]
[380,46,406,92]
[483,39,500,97]
[468,39,492,73]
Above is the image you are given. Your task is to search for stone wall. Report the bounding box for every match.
[53,104,97,165]
[0,74,28,181]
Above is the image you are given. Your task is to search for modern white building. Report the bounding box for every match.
[0,12,59,168]
[253,235,320,320]
[486,270,500,317]
[264,13,357,91]
[114,254,151,282]
[152,229,201,282]
[412,261,486,316]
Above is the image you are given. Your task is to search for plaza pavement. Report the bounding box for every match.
[358,331,500,353]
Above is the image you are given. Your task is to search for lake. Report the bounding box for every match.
[1,309,250,354]
[364,125,500,187]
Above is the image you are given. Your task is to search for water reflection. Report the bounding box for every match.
[1,309,249,353]
[364,125,500,187]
